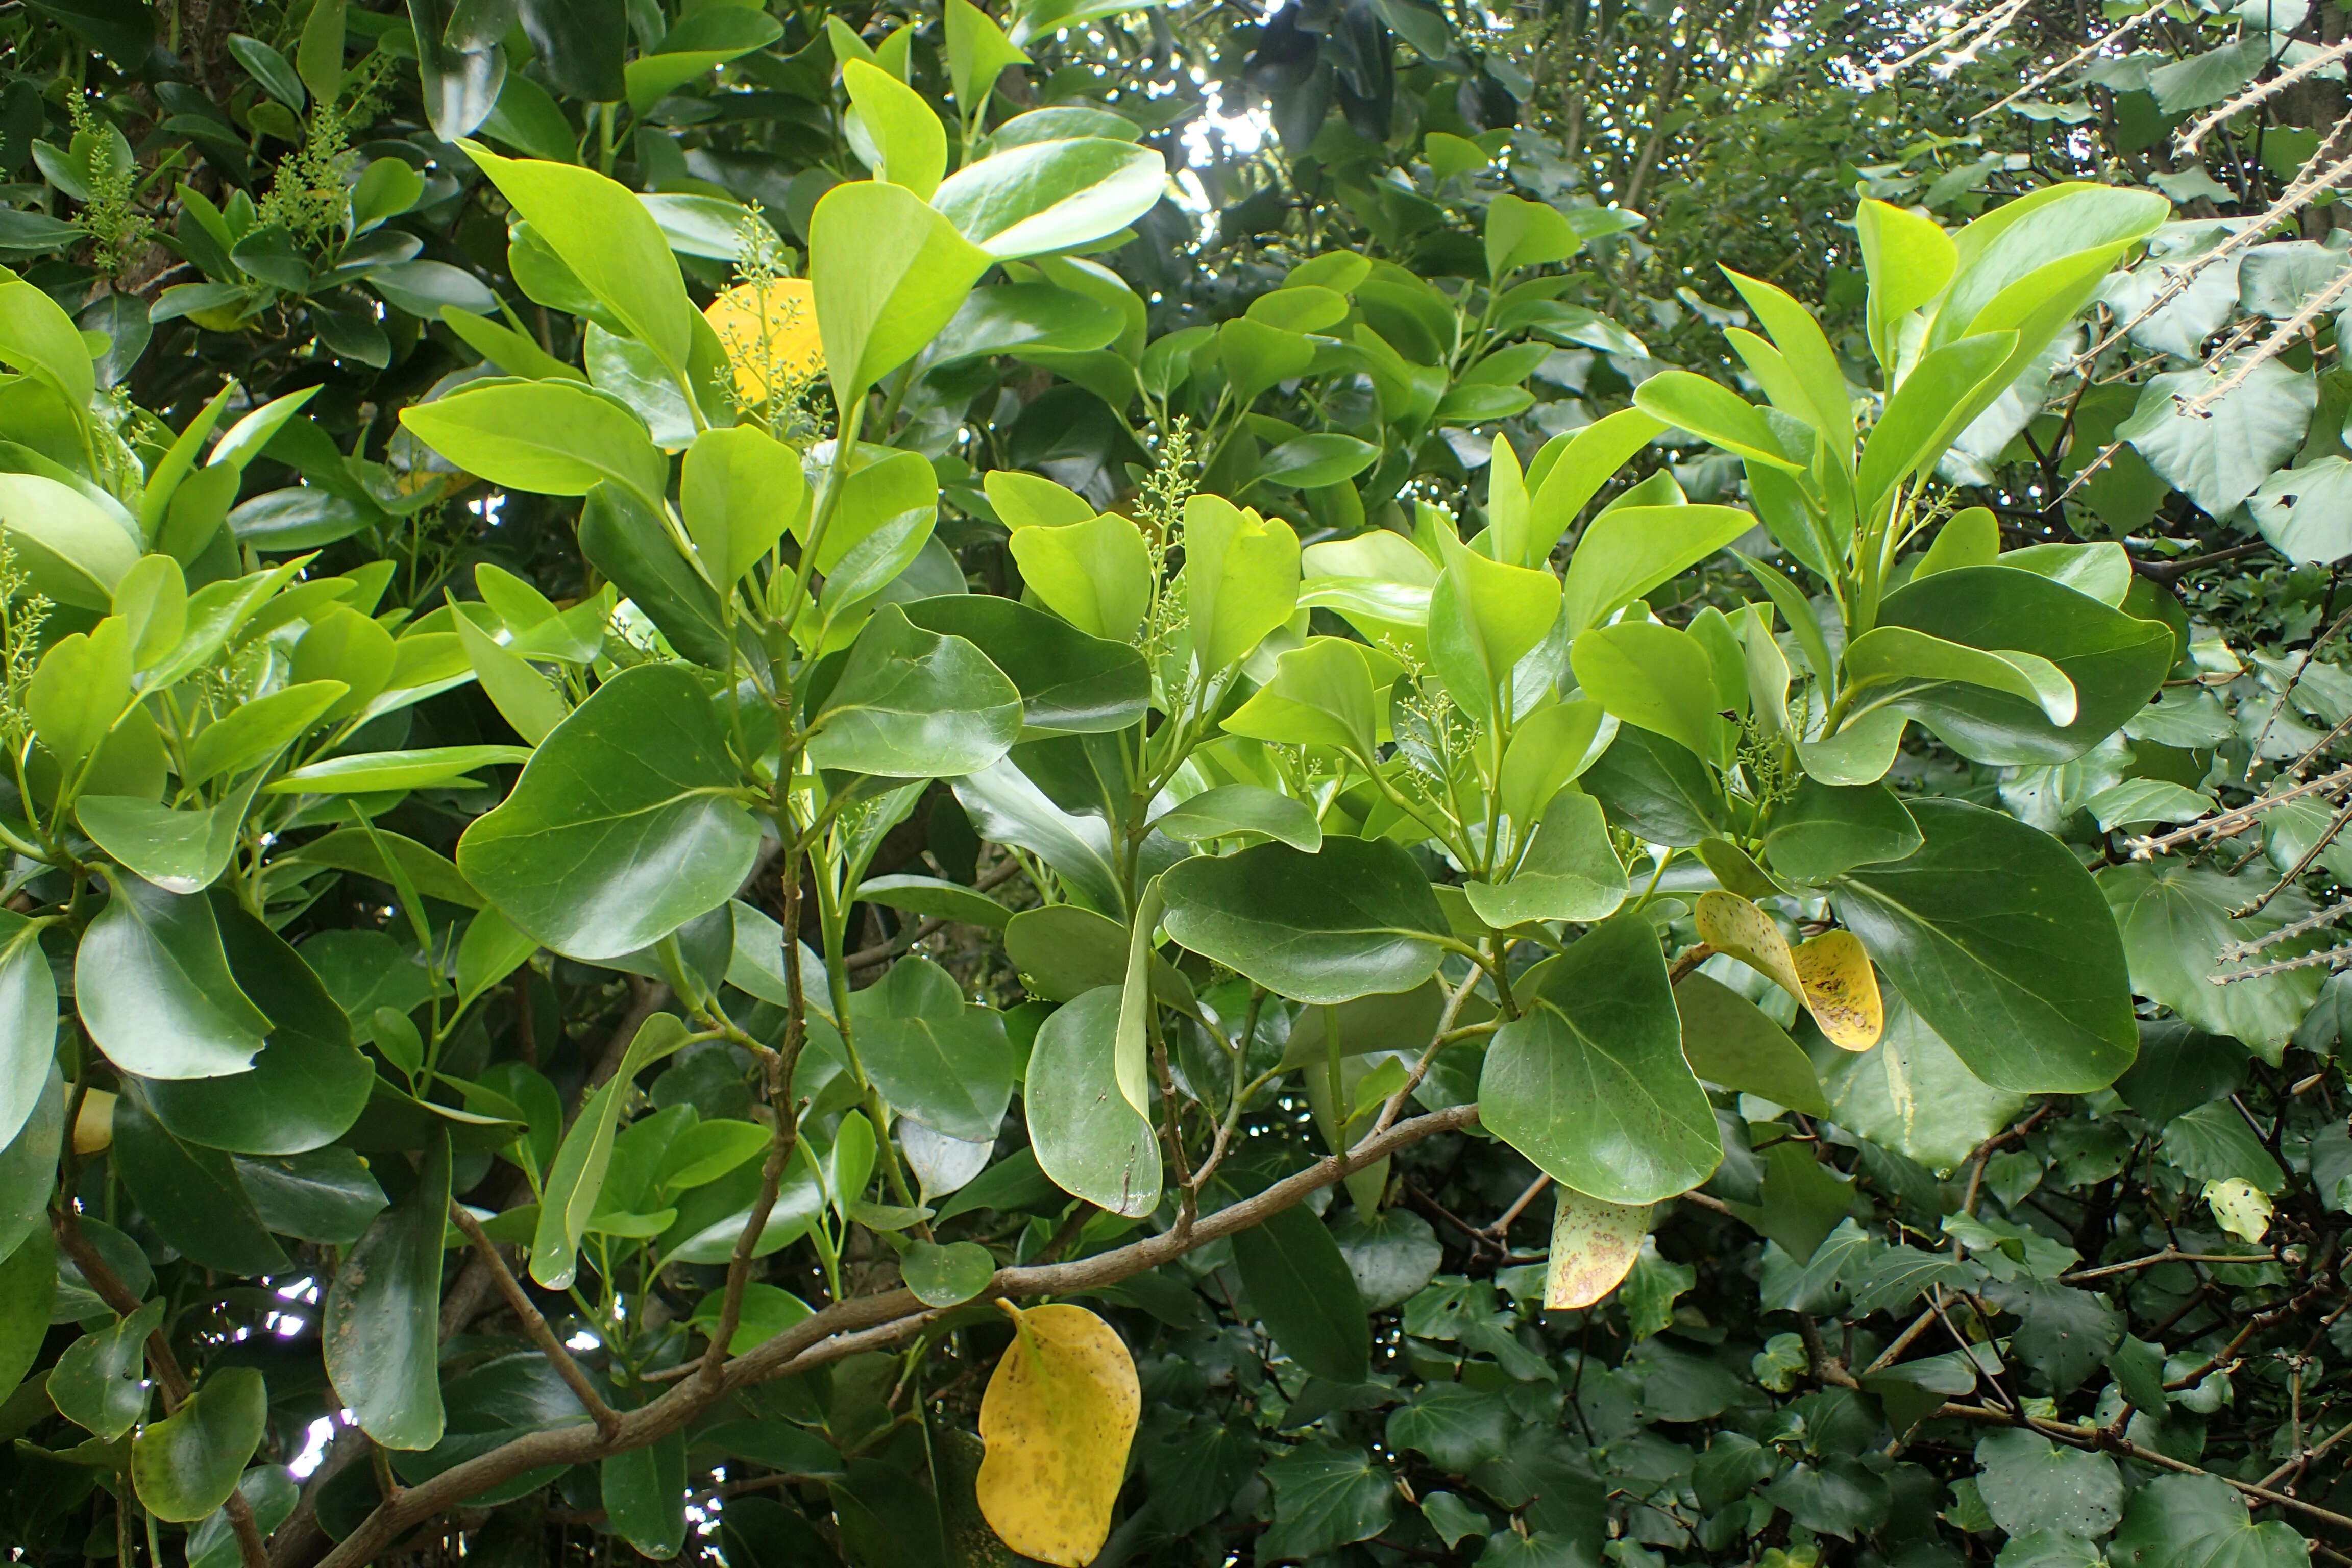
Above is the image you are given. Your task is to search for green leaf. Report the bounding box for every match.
[1582,724,1730,845]
[1161,837,1446,1004]
[1254,433,1379,493]
[1633,372,1801,471]
[130,1366,267,1522]
[1006,511,1151,643]
[461,143,695,376]
[944,0,1029,112]
[48,1292,156,1442]
[903,1239,997,1307]
[856,873,1011,929]
[0,1224,51,1396]
[1230,1202,1369,1383]
[621,7,781,113]
[398,378,666,512]
[578,482,731,669]
[139,899,372,1156]
[1152,784,1323,852]
[1820,993,2025,1174]
[1571,620,1729,765]
[181,681,346,787]
[2101,863,2323,1063]
[808,604,1024,778]
[1673,970,1829,1117]
[1484,194,1578,277]
[1222,636,1401,762]
[896,595,1148,736]
[1025,987,1160,1217]
[849,957,1015,1141]
[110,1092,289,1274]
[1479,914,1720,1203]
[2119,357,2316,520]
[77,870,271,1080]
[1874,565,2173,766]
[0,1069,62,1261]
[0,473,145,610]
[458,664,762,962]
[933,138,1163,260]
[810,179,990,409]
[843,58,947,199]
[1833,799,2136,1093]
[1856,198,1956,369]
[1428,526,1562,723]
[0,911,55,1154]
[602,1432,688,1560]
[454,605,567,746]
[1761,779,1922,885]
[2250,454,2352,565]
[2162,1101,2286,1192]
[1003,903,1195,1003]
[266,744,532,796]
[1798,708,1909,787]
[1855,331,2016,511]
[323,1124,450,1450]
[235,1148,386,1245]
[1464,789,1627,928]
[1844,625,2077,727]
[1560,503,1755,638]
[1184,495,1299,677]
[2113,1474,2309,1568]
[532,1013,690,1288]
[1972,1430,2122,1540]
[682,424,807,587]
[1260,1444,1394,1561]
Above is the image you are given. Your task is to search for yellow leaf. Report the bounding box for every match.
[704,278,825,404]
[1546,1185,1648,1309]
[1694,890,1804,998]
[1694,891,1884,1051]
[1791,930,1883,1051]
[76,1089,117,1155]
[976,1302,1140,1567]
[2204,1178,2271,1244]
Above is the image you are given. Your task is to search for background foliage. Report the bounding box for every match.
[3,2,2352,1568]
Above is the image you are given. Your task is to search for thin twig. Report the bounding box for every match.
[447,1204,623,1439]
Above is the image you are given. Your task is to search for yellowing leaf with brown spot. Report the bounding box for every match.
[1695,891,1884,1051]
[2204,1178,2271,1243]
[1695,890,1804,997]
[704,278,825,404]
[1546,1185,1648,1309]
[1791,930,1883,1050]
[976,1302,1140,1567]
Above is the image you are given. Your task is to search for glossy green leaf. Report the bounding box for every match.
[1026,987,1160,1217]
[131,1365,267,1522]
[462,143,695,374]
[1230,1202,1368,1383]
[458,664,762,961]
[1560,504,1754,638]
[1464,789,1627,928]
[932,138,1163,259]
[140,899,371,1156]
[810,179,991,408]
[578,482,731,668]
[1428,526,1561,722]
[1162,837,1446,1004]
[324,1128,450,1450]
[1833,799,2136,1093]
[1874,565,2173,765]
[843,58,946,199]
[1222,636,1401,762]
[1633,372,1800,471]
[1855,331,2015,510]
[1761,780,1922,886]
[0,911,55,1154]
[808,604,1024,778]
[1673,971,1828,1116]
[77,871,271,1080]
[45,1266,153,1442]
[1843,625,2076,727]
[896,594,1148,735]
[1478,913,1720,1204]
[603,1432,688,1559]
[850,958,1015,1141]
[532,1013,689,1288]
[1152,784,1322,852]
[1570,620,1728,764]
[110,1093,288,1274]
[1820,993,2023,1174]
[398,378,665,511]
[266,744,532,796]
[1184,495,1300,677]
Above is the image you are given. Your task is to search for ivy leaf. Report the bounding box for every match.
[1259,1444,1396,1561]
[2112,1474,2310,1568]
